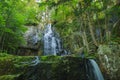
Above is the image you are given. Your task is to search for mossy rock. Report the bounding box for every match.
[0,75,19,80]
[0,53,34,76]
[16,56,87,80]
[0,53,91,80]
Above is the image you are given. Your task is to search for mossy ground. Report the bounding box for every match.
[0,53,34,80]
[0,53,88,80]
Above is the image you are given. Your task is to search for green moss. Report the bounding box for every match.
[40,55,61,62]
[16,56,87,80]
[0,74,18,80]
[85,53,97,59]
[0,53,94,80]
[51,57,86,80]
[0,53,35,76]
[0,53,11,57]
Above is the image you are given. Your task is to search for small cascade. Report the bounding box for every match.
[20,56,40,66]
[86,59,104,80]
[31,56,40,66]
[43,24,62,55]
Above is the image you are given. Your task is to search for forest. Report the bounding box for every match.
[0,0,120,80]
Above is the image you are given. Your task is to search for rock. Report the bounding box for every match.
[97,44,120,80]
[15,57,87,80]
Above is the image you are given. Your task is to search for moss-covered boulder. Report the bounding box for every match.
[0,53,95,80]
[0,53,35,80]
[0,75,19,80]
[15,56,87,80]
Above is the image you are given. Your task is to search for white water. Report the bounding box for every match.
[20,56,40,66]
[87,59,104,80]
[44,24,62,55]
[31,56,40,66]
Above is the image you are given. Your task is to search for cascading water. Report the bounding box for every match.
[43,24,62,55]
[31,56,40,66]
[86,59,104,80]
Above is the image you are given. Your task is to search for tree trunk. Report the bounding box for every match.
[82,31,89,53]
[87,15,98,46]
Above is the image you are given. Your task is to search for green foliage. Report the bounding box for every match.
[0,0,119,55]
[0,52,11,57]
[0,0,25,53]
[0,75,17,80]
[0,53,34,76]
[39,0,120,54]
[0,0,39,53]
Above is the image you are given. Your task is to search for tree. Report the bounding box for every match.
[0,0,39,53]
[38,0,119,54]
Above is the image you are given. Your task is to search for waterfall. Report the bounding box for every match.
[86,59,104,80]
[43,24,62,55]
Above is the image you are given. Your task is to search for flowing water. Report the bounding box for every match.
[86,59,104,80]
[31,56,40,66]
[43,24,62,55]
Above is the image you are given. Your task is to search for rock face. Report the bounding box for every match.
[24,25,42,47]
[15,57,87,80]
[97,44,120,80]
[17,24,44,55]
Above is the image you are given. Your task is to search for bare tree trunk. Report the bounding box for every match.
[87,14,98,46]
[80,15,90,53]
[0,32,4,44]
[104,17,111,42]
[1,33,6,51]
[82,31,89,53]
